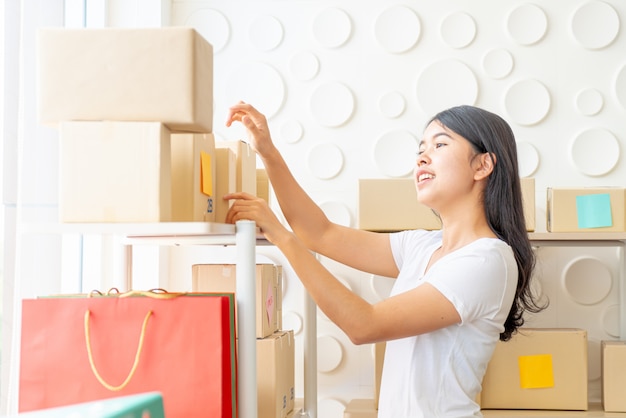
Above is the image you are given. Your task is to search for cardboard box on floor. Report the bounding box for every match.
[257,330,295,418]
[602,340,626,412]
[192,264,280,338]
[59,121,171,223]
[343,399,377,418]
[480,328,588,411]
[171,133,216,222]
[547,187,626,232]
[38,28,213,133]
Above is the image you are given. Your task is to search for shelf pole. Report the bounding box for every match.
[236,220,258,418]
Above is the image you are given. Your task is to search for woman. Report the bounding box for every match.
[224,102,545,417]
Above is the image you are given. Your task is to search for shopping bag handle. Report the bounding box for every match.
[83,309,152,391]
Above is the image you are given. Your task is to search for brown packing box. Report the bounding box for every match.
[171,133,216,222]
[216,140,257,195]
[192,264,280,338]
[547,187,626,232]
[481,328,588,411]
[343,399,377,418]
[38,28,213,133]
[521,177,535,232]
[257,168,270,202]
[213,148,237,223]
[602,340,626,412]
[59,121,171,223]
[257,330,295,418]
[358,179,441,231]
[374,342,385,410]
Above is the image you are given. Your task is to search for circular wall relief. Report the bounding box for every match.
[317,335,344,373]
[379,91,406,119]
[562,256,613,306]
[503,79,551,125]
[225,62,285,119]
[248,15,283,51]
[570,128,620,176]
[615,64,626,109]
[312,7,352,49]
[320,201,352,227]
[482,48,514,79]
[310,82,355,127]
[506,3,548,45]
[440,11,476,49]
[185,9,231,53]
[289,51,320,81]
[369,274,395,300]
[373,130,419,178]
[602,304,620,338]
[416,59,478,116]
[516,141,540,177]
[571,1,620,50]
[374,5,421,53]
[575,88,604,116]
[282,311,303,335]
[279,119,304,144]
[307,143,344,180]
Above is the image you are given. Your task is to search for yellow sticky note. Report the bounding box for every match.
[518,354,554,389]
[200,151,212,196]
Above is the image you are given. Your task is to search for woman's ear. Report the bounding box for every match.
[474,152,496,180]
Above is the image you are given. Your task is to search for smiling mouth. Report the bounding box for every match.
[418,173,435,183]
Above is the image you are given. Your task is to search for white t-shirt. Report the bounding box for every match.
[378,229,518,418]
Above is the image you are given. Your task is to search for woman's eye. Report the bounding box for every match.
[435,142,445,149]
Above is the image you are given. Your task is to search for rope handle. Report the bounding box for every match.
[83,309,152,391]
[88,288,184,299]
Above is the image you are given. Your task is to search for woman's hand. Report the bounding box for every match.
[225,101,276,158]
[224,192,291,246]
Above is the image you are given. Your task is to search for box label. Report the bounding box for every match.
[518,354,554,389]
[576,193,612,228]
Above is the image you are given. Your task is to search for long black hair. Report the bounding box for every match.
[430,105,546,341]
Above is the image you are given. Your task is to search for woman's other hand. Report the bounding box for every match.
[224,192,290,246]
[225,101,275,158]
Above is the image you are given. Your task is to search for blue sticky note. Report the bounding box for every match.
[576,193,612,229]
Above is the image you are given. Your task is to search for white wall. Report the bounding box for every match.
[2,1,625,417]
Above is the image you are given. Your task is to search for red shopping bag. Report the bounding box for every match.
[19,291,237,418]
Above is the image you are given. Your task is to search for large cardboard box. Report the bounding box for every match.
[216,140,257,195]
[358,179,441,231]
[547,187,626,232]
[481,328,588,411]
[374,342,385,410]
[192,264,280,338]
[343,399,377,418]
[171,133,216,222]
[602,340,626,412]
[214,147,237,223]
[59,121,171,223]
[257,168,270,203]
[38,28,213,133]
[521,177,535,232]
[257,330,295,418]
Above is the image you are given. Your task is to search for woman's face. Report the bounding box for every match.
[414,120,482,210]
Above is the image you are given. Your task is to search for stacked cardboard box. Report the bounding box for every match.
[547,187,626,232]
[39,27,223,223]
[192,263,295,418]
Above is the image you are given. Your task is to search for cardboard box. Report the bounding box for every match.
[214,147,237,223]
[216,140,257,195]
[547,187,626,232]
[38,28,213,133]
[374,342,385,410]
[343,399,377,418]
[59,121,171,223]
[257,168,270,202]
[192,264,280,338]
[15,392,164,417]
[171,133,216,222]
[358,178,442,231]
[521,177,535,232]
[602,340,626,412]
[257,330,295,418]
[481,328,588,411]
